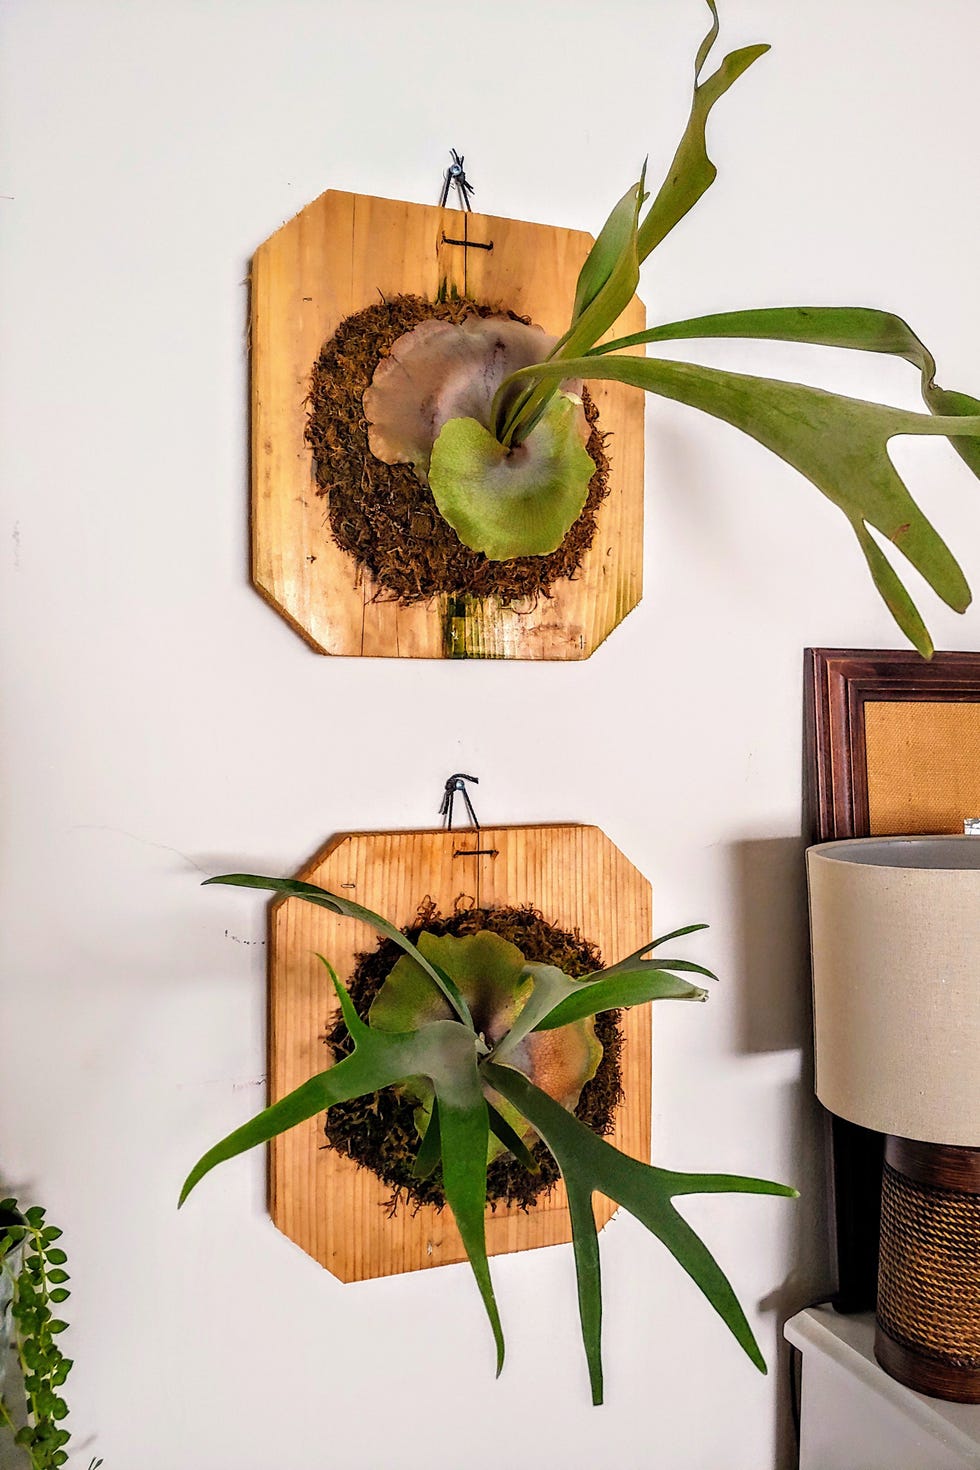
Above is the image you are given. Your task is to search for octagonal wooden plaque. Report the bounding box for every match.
[267,824,652,1280]
[251,190,646,659]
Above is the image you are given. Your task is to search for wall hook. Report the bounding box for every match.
[439,772,480,830]
[439,149,474,211]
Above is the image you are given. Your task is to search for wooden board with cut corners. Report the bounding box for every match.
[266,824,652,1280]
[251,190,646,660]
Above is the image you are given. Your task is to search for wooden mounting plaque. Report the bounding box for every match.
[251,190,646,660]
[268,824,652,1280]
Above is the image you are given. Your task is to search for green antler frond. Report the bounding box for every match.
[496,0,768,449]
[489,933,714,1055]
[203,874,473,1028]
[180,958,504,1372]
[497,352,980,656]
[637,0,769,261]
[588,305,980,480]
[483,1062,796,1406]
[187,886,792,1401]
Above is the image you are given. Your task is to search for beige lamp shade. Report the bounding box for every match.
[806,837,980,1146]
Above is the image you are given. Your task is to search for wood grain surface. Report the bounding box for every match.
[266,824,652,1280]
[251,190,646,659]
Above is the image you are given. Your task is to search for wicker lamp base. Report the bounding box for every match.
[875,1136,980,1403]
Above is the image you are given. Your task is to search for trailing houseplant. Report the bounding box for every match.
[180,874,796,1405]
[355,0,980,656]
[0,1200,97,1470]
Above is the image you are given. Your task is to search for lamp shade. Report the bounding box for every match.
[806,837,980,1147]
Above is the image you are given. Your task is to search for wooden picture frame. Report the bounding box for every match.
[804,647,980,1310]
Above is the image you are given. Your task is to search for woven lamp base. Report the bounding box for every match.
[875,1136,980,1403]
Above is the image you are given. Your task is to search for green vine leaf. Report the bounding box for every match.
[1,1203,84,1470]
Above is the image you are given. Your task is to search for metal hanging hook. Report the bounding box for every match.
[439,149,475,212]
[439,772,480,830]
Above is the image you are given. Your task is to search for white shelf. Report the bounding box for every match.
[785,1308,980,1469]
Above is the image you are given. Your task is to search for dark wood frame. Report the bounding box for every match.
[804,648,980,1311]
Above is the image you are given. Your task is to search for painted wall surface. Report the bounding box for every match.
[2,3,978,1466]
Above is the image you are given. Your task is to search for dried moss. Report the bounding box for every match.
[323,902,624,1213]
[306,295,610,604]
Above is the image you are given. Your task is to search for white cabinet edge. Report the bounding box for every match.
[785,1307,980,1463]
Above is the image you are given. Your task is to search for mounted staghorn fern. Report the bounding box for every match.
[180,874,796,1405]
[361,0,980,657]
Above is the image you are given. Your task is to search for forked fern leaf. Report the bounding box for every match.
[484,1062,796,1405]
[204,873,473,1028]
[499,353,980,656]
[589,304,980,479]
[180,960,504,1372]
[637,1,769,261]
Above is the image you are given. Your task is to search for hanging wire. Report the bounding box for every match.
[439,149,474,211]
[439,773,480,830]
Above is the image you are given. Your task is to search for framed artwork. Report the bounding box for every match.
[804,648,980,1310]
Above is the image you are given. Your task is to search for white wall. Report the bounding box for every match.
[2,2,978,1466]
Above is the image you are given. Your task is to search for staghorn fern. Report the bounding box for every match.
[363,0,980,657]
[180,875,795,1405]
[368,928,603,1164]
